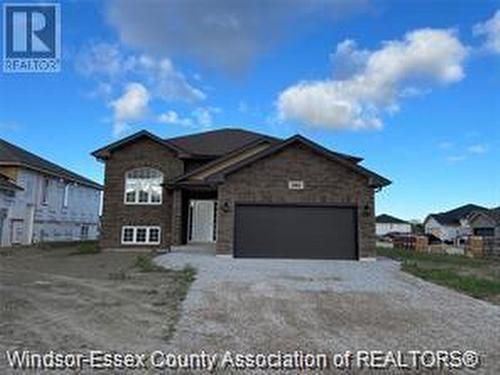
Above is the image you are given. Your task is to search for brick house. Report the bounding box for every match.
[92,129,390,259]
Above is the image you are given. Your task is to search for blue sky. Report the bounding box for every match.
[0,0,499,220]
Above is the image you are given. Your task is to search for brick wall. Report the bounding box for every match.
[100,138,183,248]
[216,143,376,257]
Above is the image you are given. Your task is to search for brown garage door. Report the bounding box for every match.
[234,204,358,259]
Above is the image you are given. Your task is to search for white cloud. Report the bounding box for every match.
[157,110,193,127]
[467,144,488,155]
[192,107,221,128]
[76,42,205,103]
[474,10,500,54]
[110,83,150,136]
[278,28,468,130]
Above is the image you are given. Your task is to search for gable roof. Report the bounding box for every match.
[468,207,500,225]
[92,130,187,160]
[0,138,102,190]
[426,204,488,226]
[376,214,409,224]
[0,172,23,192]
[92,128,363,164]
[193,134,391,187]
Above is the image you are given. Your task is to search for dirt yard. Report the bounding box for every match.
[0,244,194,369]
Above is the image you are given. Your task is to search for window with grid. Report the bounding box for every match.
[124,168,163,205]
[121,226,161,245]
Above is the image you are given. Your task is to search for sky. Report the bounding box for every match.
[0,0,499,221]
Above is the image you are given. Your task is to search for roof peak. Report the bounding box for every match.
[0,137,102,189]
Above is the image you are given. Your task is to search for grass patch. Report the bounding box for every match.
[403,262,500,299]
[75,242,101,255]
[379,247,500,303]
[134,254,165,272]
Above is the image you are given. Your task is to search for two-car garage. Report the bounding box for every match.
[234,204,358,260]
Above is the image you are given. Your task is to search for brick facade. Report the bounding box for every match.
[100,138,183,248]
[216,143,376,257]
[99,137,378,257]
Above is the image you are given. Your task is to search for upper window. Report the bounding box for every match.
[124,168,163,205]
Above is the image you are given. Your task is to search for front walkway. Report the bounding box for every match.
[155,251,500,373]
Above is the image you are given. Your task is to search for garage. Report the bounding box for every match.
[234,203,358,259]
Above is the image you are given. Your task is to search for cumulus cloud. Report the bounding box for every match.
[76,42,205,103]
[157,107,221,129]
[106,0,367,73]
[474,10,500,54]
[278,28,468,130]
[158,110,193,127]
[193,107,221,128]
[110,83,150,136]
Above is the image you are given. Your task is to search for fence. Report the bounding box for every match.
[465,236,500,259]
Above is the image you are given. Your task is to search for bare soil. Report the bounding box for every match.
[0,246,193,365]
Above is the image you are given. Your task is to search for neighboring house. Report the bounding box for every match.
[424,204,488,243]
[376,214,411,236]
[467,207,500,238]
[93,128,390,259]
[0,138,102,246]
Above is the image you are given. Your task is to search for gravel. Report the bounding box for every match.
[156,246,500,374]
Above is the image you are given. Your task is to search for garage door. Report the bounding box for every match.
[234,204,358,259]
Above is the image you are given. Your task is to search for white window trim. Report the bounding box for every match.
[123,193,163,205]
[121,226,161,245]
[123,168,163,206]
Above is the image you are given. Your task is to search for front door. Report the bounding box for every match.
[189,200,216,242]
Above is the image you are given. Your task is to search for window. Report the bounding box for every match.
[124,168,163,205]
[41,177,50,204]
[80,225,89,239]
[63,184,70,208]
[121,226,161,245]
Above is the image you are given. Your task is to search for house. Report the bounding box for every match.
[423,204,488,243]
[376,214,411,236]
[0,138,102,246]
[467,207,500,238]
[467,207,500,258]
[92,128,391,259]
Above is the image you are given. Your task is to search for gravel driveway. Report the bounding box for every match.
[156,247,500,373]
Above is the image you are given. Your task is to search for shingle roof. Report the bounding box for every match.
[165,128,280,157]
[0,172,23,191]
[0,138,102,189]
[428,204,488,226]
[376,214,409,224]
[92,128,364,164]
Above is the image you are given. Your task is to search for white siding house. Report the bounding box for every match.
[0,139,102,247]
[376,214,411,236]
[424,204,487,243]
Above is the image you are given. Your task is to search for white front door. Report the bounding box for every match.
[189,200,215,242]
